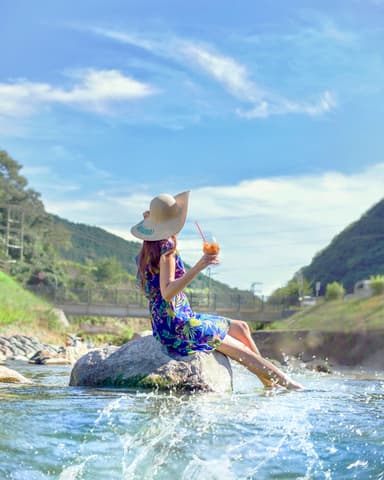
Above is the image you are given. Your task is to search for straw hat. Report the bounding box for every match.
[131,191,190,241]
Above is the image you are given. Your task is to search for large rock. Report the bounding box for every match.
[69,335,233,393]
[0,366,32,384]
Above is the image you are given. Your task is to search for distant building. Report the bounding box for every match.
[353,279,372,298]
[300,295,317,307]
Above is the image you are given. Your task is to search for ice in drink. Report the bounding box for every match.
[203,241,220,255]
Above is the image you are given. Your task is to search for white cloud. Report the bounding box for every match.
[181,43,265,103]
[0,69,157,118]
[237,90,336,118]
[181,43,335,117]
[43,163,384,294]
[90,27,336,118]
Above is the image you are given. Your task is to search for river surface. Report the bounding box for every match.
[1,360,384,479]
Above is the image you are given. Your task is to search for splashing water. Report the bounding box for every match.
[1,361,384,479]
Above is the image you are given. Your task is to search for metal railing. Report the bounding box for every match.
[26,285,297,322]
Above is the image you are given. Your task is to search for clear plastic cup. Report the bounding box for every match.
[202,233,220,255]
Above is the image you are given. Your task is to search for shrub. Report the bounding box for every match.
[325,282,345,301]
[369,275,384,295]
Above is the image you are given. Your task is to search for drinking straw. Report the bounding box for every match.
[195,221,207,242]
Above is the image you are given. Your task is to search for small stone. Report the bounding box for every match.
[305,359,332,373]
[0,366,32,384]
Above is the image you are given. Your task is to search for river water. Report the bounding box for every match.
[1,361,384,480]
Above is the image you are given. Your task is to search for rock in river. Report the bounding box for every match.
[69,335,233,393]
[0,366,32,384]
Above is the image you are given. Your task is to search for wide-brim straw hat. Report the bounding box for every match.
[131,191,190,241]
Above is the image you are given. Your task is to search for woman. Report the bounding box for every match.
[131,191,303,389]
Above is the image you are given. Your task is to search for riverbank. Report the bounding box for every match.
[0,334,89,365]
[254,329,384,369]
[0,271,67,345]
[0,270,149,347]
[269,293,384,331]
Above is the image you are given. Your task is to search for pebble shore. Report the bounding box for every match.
[0,334,63,362]
[0,334,88,365]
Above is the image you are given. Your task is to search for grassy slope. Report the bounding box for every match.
[270,294,384,332]
[0,271,145,346]
[0,271,66,343]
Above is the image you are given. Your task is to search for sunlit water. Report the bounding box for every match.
[1,360,384,480]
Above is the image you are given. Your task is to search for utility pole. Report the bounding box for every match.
[251,282,263,297]
[296,271,304,303]
[251,282,263,312]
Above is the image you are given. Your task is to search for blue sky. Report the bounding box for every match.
[1,0,384,294]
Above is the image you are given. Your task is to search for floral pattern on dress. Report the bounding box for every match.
[141,238,231,356]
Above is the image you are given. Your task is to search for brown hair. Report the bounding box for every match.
[138,236,177,290]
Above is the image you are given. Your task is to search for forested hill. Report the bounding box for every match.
[52,215,238,294]
[302,198,384,293]
[52,215,140,275]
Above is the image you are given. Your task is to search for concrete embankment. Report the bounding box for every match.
[253,329,384,369]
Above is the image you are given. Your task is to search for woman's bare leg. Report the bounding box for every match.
[227,319,261,355]
[217,334,303,390]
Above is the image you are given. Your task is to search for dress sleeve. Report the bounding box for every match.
[160,238,176,256]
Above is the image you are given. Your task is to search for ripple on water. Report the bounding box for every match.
[1,362,384,479]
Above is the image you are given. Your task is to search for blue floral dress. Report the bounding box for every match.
[141,239,231,356]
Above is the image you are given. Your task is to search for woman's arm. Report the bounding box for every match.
[160,252,219,301]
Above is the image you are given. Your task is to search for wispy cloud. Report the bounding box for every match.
[180,43,265,102]
[0,69,157,118]
[84,161,112,179]
[242,18,358,47]
[89,27,336,118]
[181,42,336,117]
[237,90,336,118]
[42,162,384,293]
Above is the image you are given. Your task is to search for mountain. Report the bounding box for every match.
[52,215,140,275]
[302,198,384,293]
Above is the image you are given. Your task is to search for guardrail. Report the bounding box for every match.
[26,285,297,323]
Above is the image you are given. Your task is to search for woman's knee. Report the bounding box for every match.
[237,320,251,336]
[230,319,248,333]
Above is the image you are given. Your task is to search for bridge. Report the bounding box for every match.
[27,285,296,325]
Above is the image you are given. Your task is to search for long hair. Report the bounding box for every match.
[138,236,177,290]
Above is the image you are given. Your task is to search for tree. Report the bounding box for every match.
[369,275,384,295]
[0,150,43,209]
[1,151,72,284]
[93,257,127,284]
[325,282,345,301]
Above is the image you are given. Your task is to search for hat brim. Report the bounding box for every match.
[130,191,190,241]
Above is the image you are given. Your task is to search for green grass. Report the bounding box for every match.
[270,294,384,332]
[0,271,65,342]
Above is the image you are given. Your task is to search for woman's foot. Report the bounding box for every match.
[285,379,305,390]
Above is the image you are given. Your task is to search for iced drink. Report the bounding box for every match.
[203,241,220,255]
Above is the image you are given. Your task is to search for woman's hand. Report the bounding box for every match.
[197,253,220,271]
